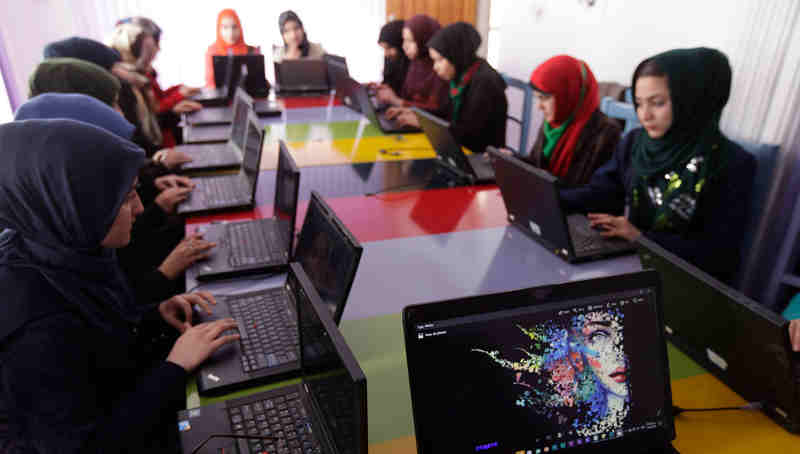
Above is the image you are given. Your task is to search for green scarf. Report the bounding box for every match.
[542,119,571,164]
[449,60,482,123]
[629,48,732,233]
[29,58,121,107]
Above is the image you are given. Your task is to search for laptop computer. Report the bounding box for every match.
[403,270,678,454]
[190,54,236,106]
[192,142,300,281]
[274,59,330,95]
[178,263,368,454]
[214,55,270,98]
[638,236,800,433]
[177,109,263,216]
[324,54,349,89]
[194,191,363,395]
[177,87,252,172]
[413,107,493,183]
[348,77,420,134]
[489,147,636,262]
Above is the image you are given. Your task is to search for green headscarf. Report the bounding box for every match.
[29,57,121,107]
[629,47,732,233]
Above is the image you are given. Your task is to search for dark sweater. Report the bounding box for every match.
[448,59,508,154]
[560,128,756,284]
[525,110,621,187]
[0,267,185,453]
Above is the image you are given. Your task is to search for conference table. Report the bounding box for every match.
[181,94,799,453]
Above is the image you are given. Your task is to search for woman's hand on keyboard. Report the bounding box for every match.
[155,186,194,214]
[158,233,216,279]
[167,318,240,372]
[159,291,217,332]
[790,319,800,352]
[155,174,195,191]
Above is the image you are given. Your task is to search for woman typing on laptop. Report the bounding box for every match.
[559,48,755,284]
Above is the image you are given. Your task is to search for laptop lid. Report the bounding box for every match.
[347,77,379,121]
[403,271,674,454]
[241,110,264,200]
[212,54,236,93]
[230,54,269,97]
[293,191,363,324]
[324,54,349,89]
[274,141,301,257]
[274,60,330,91]
[637,236,800,432]
[412,107,475,178]
[489,147,574,259]
[229,87,253,152]
[290,262,368,454]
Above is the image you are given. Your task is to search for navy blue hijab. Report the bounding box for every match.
[0,119,145,341]
[43,36,122,71]
[15,92,135,139]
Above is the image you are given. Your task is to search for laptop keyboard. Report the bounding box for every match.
[202,176,249,207]
[228,288,299,373]
[227,220,286,267]
[567,215,631,255]
[227,391,321,454]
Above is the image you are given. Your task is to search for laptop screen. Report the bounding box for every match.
[275,60,329,90]
[325,54,349,88]
[413,108,473,175]
[230,91,250,151]
[274,142,300,255]
[404,276,672,453]
[294,193,362,323]
[242,112,263,191]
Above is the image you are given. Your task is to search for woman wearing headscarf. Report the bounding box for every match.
[377,19,409,94]
[0,118,238,452]
[274,10,325,61]
[29,57,121,108]
[525,55,621,185]
[205,9,260,88]
[391,22,507,154]
[560,48,756,284]
[380,14,449,118]
[13,93,213,305]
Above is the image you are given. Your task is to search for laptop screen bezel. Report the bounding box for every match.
[412,107,476,178]
[274,140,301,258]
[402,270,675,454]
[241,110,264,200]
[274,60,330,91]
[229,87,254,153]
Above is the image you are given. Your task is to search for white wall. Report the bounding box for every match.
[493,0,753,85]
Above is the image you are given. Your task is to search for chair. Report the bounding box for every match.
[600,88,641,136]
[501,74,534,156]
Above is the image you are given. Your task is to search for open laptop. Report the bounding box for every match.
[638,236,800,433]
[214,54,270,98]
[192,142,300,281]
[324,54,349,90]
[349,77,420,134]
[177,87,251,172]
[177,109,263,216]
[274,59,330,95]
[403,270,678,454]
[194,191,363,395]
[414,107,493,183]
[190,54,235,106]
[489,147,636,262]
[178,263,368,454]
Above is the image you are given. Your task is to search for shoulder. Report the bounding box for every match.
[474,60,506,90]
[587,110,623,137]
[308,42,325,57]
[721,137,756,180]
[0,267,78,341]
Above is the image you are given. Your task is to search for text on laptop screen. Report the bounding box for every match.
[408,288,668,453]
[231,95,249,150]
[294,198,359,318]
[292,270,360,453]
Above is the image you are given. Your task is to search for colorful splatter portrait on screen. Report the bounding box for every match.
[473,310,628,436]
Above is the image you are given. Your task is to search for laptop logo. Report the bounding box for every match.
[706,348,728,370]
[207,373,221,382]
[178,420,191,432]
[528,220,542,236]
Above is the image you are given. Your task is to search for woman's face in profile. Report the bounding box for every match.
[220,16,241,45]
[577,311,627,397]
[635,75,673,139]
[401,27,418,60]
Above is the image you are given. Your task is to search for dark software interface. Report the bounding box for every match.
[275,148,299,250]
[409,288,669,453]
[293,270,359,453]
[294,199,359,318]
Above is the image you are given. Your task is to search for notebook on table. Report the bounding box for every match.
[403,270,678,453]
[274,59,330,95]
[177,263,368,454]
[346,77,419,134]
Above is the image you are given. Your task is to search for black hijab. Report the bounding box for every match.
[427,22,482,77]
[0,119,145,341]
[378,20,409,94]
[43,36,121,71]
[279,10,310,57]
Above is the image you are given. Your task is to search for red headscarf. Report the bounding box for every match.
[529,55,599,179]
[205,9,252,87]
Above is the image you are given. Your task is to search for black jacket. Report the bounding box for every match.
[448,59,508,154]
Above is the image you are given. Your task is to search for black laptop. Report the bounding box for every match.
[274,59,330,95]
[178,263,368,454]
[177,109,263,216]
[348,77,420,134]
[489,147,636,262]
[193,191,363,395]
[414,107,493,183]
[214,54,270,98]
[403,270,678,454]
[178,87,251,172]
[638,236,800,433]
[324,54,349,90]
[190,54,235,106]
[192,142,300,281]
